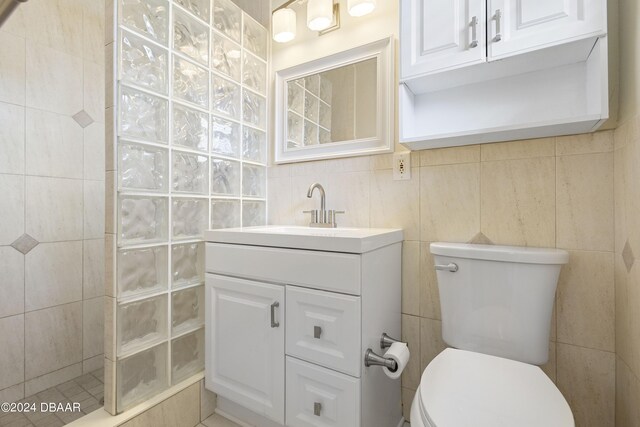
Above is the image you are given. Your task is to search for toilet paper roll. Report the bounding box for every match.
[383,342,410,380]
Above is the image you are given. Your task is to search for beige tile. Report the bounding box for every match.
[120,382,200,427]
[24,362,82,397]
[615,255,631,365]
[83,0,105,64]
[82,355,103,374]
[420,163,480,242]
[0,383,24,404]
[266,176,292,225]
[0,102,25,174]
[84,60,105,122]
[556,153,613,251]
[0,2,25,37]
[203,413,241,427]
[25,108,83,179]
[420,145,480,166]
[420,317,446,371]
[84,122,105,181]
[104,297,116,361]
[480,137,555,161]
[289,156,370,176]
[616,357,640,427]
[25,41,83,115]
[0,32,25,105]
[556,344,615,427]
[541,341,557,383]
[105,172,115,234]
[0,315,24,390]
[556,131,614,155]
[614,116,640,150]
[103,357,116,415]
[105,107,115,172]
[25,302,83,379]
[22,0,84,57]
[370,168,420,241]
[626,263,640,377]
[25,241,82,311]
[104,0,114,45]
[0,247,24,318]
[104,234,116,297]
[614,145,628,254]
[26,176,83,242]
[419,242,440,320]
[401,387,415,421]
[200,380,216,421]
[401,314,421,390]
[401,241,420,316]
[84,238,105,299]
[83,297,104,359]
[480,157,555,247]
[557,251,614,352]
[84,180,105,239]
[105,43,115,109]
[326,171,370,228]
[0,174,25,245]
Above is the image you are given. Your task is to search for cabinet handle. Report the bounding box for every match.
[493,9,502,42]
[314,325,322,339]
[270,302,280,328]
[470,16,478,48]
[435,263,458,272]
[313,402,322,416]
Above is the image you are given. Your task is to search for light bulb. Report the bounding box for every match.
[348,0,376,17]
[307,0,333,31]
[272,8,296,43]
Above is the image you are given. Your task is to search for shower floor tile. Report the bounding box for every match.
[0,369,103,427]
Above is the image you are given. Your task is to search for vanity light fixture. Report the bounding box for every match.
[347,0,376,17]
[271,0,341,43]
[307,0,334,31]
[272,8,297,43]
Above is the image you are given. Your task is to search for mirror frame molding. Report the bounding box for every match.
[274,36,394,164]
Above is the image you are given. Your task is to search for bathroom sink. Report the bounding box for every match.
[204,226,403,253]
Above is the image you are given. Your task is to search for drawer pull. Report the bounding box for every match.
[313,402,322,416]
[435,263,458,272]
[314,325,322,339]
[270,301,280,328]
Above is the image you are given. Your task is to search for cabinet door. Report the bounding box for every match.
[400,0,486,79]
[488,0,606,59]
[205,274,285,424]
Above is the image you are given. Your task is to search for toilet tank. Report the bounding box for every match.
[431,243,569,365]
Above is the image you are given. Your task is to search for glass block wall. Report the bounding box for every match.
[106,0,268,413]
[288,75,332,148]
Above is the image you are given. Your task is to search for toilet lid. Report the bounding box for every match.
[418,348,574,427]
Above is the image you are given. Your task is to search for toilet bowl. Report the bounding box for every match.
[410,243,573,426]
[410,348,574,427]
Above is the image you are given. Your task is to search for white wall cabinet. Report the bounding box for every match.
[400,0,486,77]
[204,230,403,427]
[400,0,609,149]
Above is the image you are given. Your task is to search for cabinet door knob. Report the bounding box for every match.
[314,325,322,339]
[493,9,502,42]
[470,16,478,48]
[270,302,280,328]
[313,402,322,416]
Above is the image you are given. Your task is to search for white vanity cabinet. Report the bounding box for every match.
[400,0,609,149]
[204,227,403,427]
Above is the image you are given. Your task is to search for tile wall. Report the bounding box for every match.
[104,0,268,414]
[0,0,105,403]
[613,115,640,426]
[268,133,616,427]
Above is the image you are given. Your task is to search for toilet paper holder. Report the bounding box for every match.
[364,333,407,371]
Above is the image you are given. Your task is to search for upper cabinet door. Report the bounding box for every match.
[488,0,606,59]
[401,0,486,79]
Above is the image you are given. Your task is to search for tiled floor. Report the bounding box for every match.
[199,414,241,427]
[0,369,104,427]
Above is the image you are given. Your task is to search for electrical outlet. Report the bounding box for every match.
[393,152,411,181]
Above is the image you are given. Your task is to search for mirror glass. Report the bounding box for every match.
[285,57,378,150]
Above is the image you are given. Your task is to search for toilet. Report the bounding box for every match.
[411,243,574,427]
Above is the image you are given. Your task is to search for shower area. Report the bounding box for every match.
[0,0,268,424]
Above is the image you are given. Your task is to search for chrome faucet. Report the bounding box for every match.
[304,183,344,228]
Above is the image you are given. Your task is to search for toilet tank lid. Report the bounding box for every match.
[430,242,569,265]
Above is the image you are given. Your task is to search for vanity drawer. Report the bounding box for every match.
[286,286,361,377]
[205,243,361,295]
[286,356,360,427]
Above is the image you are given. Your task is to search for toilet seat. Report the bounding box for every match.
[411,348,574,427]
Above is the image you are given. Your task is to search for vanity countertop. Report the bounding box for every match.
[205,226,403,254]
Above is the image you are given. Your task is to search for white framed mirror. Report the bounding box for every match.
[274,37,394,164]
